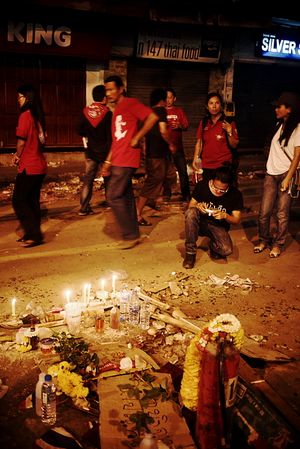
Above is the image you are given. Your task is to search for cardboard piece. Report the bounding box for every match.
[98,371,197,449]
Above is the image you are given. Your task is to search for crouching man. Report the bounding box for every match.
[183,164,243,269]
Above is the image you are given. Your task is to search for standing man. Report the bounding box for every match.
[183,164,243,269]
[102,75,159,249]
[137,88,176,226]
[78,85,112,216]
[164,88,191,201]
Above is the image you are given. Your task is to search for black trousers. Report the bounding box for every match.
[12,170,45,242]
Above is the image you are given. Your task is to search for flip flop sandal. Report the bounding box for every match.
[269,247,281,258]
[253,243,267,253]
[138,218,152,227]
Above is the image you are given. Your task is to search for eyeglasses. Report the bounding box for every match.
[210,180,229,194]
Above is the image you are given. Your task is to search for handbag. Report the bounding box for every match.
[289,167,300,198]
[280,144,300,199]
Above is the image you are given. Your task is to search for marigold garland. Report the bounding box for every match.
[180,313,244,411]
[48,361,89,402]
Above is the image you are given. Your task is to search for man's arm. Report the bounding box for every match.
[213,209,242,225]
[159,121,176,153]
[131,111,159,147]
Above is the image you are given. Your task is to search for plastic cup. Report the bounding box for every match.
[65,302,82,335]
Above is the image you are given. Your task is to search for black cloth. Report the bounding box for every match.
[77,109,112,163]
[145,106,170,159]
[191,179,243,231]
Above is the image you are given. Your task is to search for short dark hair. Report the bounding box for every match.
[104,75,124,88]
[92,85,106,102]
[150,88,167,107]
[167,88,176,97]
[214,163,234,184]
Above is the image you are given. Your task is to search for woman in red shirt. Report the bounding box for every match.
[192,92,239,182]
[12,83,47,247]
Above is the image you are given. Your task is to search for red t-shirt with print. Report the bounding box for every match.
[196,118,238,169]
[166,105,189,150]
[16,110,47,174]
[111,97,152,168]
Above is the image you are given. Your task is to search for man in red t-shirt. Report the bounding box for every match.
[163,88,191,201]
[102,75,159,249]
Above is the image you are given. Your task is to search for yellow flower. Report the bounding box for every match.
[47,362,88,400]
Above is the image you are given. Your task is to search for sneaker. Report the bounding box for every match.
[183,253,196,269]
[78,208,95,216]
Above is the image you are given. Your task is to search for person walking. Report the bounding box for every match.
[254,91,300,258]
[192,92,239,182]
[78,85,112,216]
[163,88,191,201]
[183,164,243,269]
[12,83,47,248]
[137,88,176,226]
[101,75,159,249]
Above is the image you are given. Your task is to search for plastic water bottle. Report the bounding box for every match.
[128,288,140,325]
[119,286,131,324]
[35,372,46,417]
[41,374,56,425]
[139,301,150,330]
[139,433,158,449]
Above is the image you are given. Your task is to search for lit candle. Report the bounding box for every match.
[87,283,91,305]
[64,289,72,303]
[100,278,105,292]
[112,274,117,293]
[11,297,16,317]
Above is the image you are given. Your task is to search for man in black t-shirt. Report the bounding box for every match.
[183,165,243,269]
[137,88,176,226]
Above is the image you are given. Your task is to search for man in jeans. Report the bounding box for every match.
[78,85,112,216]
[183,164,243,269]
[102,75,159,249]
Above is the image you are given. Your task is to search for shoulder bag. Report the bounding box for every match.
[280,145,300,199]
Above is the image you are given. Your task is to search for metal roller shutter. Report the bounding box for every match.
[127,59,210,160]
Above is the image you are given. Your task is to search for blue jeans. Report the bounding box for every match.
[258,173,292,247]
[106,166,140,241]
[80,158,100,212]
[184,207,233,256]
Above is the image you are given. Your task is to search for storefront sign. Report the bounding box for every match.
[1,18,111,60]
[256,32,300,60]
[7,21,71,47]
[136,30,220,63]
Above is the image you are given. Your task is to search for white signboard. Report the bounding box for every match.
[136,31,220,63]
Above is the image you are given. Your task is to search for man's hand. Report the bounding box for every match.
[101,160,112,177]
[12,154,20,166]
[212,209,227,220]
[196,202,209,214]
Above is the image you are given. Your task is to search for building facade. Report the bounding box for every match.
[1,5,300,157]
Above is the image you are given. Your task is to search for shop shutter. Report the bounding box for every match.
[127,59,210,160]
[0,53,85,149]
